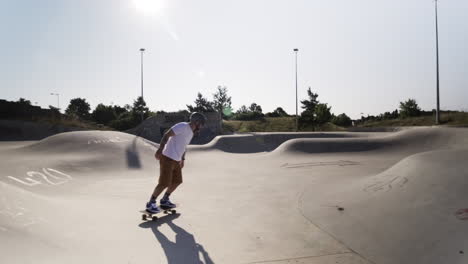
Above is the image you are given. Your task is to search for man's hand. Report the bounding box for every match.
[180,160,185,169]
[155,149,163,160]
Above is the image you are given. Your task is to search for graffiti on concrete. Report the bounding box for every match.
[364,175,409,193]
[6,168,72,187]
[87,137,128,145]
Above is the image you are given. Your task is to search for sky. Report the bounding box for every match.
[0,0,467,119]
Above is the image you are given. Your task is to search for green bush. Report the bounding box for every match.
[332,113,352,127]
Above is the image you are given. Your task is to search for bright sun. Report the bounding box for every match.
[132,0,164,16]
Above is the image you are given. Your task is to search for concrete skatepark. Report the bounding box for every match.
[0,127,467,263]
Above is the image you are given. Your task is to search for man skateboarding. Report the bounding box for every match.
[146,112,207,213]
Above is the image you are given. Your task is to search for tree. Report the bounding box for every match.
[299,88,320,125]
[109,114,138,131]
[383,111,392,120]
[124,104,132,112]
[132,96,149,119]
[108,99,143,131]
[65,98,90,120]
[332,113,352,127]
[113,105,128,117]
[18,98,32,105]
[236,105,249,114]
[233,103,264,121]
[213,86,232,119]
[399,99,421,118]
[266,107,289,117]
[49,105,59,111]
[48,105,61,119]
[249,103,263,114]
[91,104,116,125]
[186,93,215,112]
[300,87,319,116]
[315,103,332,124]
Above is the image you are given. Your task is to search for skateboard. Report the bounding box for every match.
[140,206,177,221]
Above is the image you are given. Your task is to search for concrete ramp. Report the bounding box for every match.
[300,148,468,264]
[273,127,465,154]
[9,131,158,173]
[1,127,467,264]
[192,132,378,153]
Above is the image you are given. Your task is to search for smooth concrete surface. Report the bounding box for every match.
[0,127,467,264]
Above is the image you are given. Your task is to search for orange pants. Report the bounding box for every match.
[157,155,183,188]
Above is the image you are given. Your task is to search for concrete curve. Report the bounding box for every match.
[1,127,467,264]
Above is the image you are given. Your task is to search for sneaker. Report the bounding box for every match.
[146,201,161,213]
[160,198,177,209]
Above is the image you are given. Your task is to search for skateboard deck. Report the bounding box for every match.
[140,206,177,221]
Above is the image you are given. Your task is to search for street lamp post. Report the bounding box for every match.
[50,93,60,111]
[294,48,299,132]
[434,0,441,125]
[140,48,145,122]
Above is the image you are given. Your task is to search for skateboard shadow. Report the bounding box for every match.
[139,213,215,264]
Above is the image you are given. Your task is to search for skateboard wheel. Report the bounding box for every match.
[142,214,147,221]
[172,210,176,214]
[152,216,158,221]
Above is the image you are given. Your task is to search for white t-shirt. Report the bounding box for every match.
[162,122,194,161]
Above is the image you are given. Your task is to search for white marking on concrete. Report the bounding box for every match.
[42,168,72,185]
[88,137,129,145]
[27,171,56,185]
[6,168,72,186]
[7,176,42,186]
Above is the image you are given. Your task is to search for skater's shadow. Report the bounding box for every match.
[139,213,215,264]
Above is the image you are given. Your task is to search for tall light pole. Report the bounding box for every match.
[50,93,60,111]
[294,48,299,132]
[140,48,145,122]
[434,0,441,124]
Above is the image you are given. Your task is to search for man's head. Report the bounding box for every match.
[189,112,207,133]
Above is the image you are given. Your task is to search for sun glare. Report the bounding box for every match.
[132,0,164,16]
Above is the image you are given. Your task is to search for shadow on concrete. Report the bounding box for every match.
[139,213,215,264]
[125,137,142,169]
